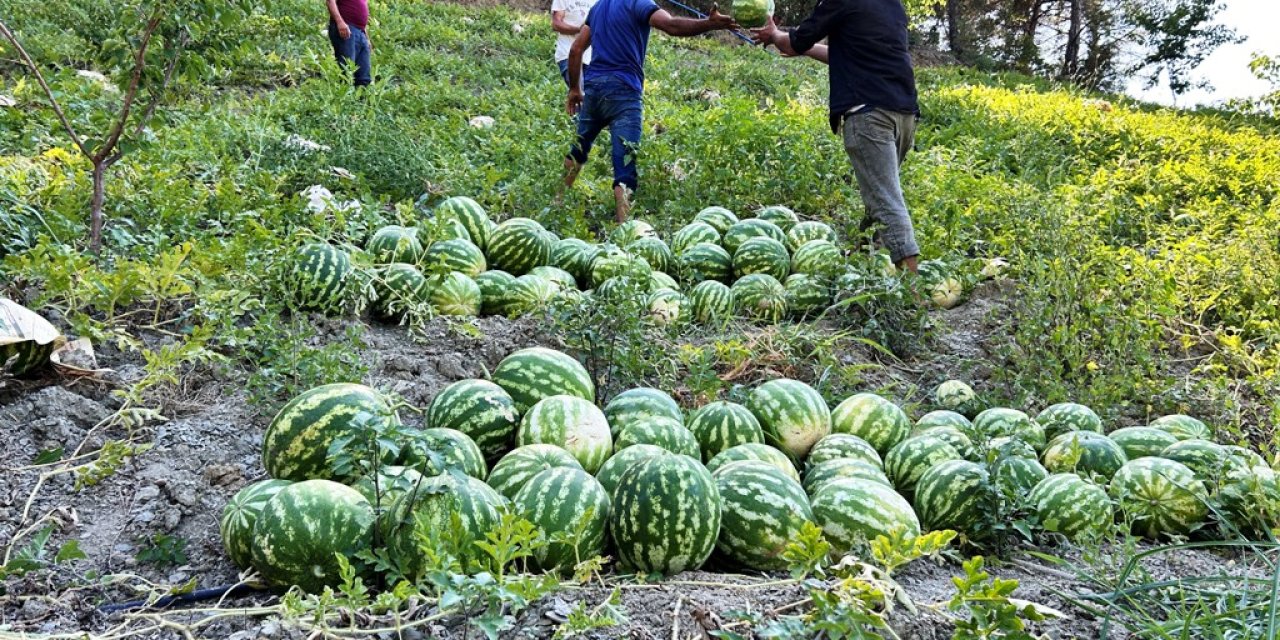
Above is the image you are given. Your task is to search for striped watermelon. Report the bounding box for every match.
[1036,402,1104,442]
[994,456,1048,499]
[707,443,800,483]
[803,459,892,495]
[679,242,734,283]
[885,434,963,497]
[592,275,651,302]
[550,238,597,286]
[400,427,488,479]
[786,221,837,251]
[1028,473,1113,540]
[383,472,506,574]
[934,380,979,417]
[913,426,975,460]
[1216,465,1280,539]
[914,460,992,533]
[732,237,790,281]
[686,401,764,461]
[423,239,487,278]
[427,379,520,460]
[603,388,683,435]
[609,220,657,247]
[513,467,611,572]
[671,222,722,254]
[723,219,786,255]
[648,289,689,326]
[528,266,578,291]
[1041,431,1128,480]
[590,249,652,288]
[250,480,374,592]
[609,454,722,575]
[747,379,832,460]
[693,206,739,234]
[487,218,552,275]
[712,460,816,570]
[435,196,492,250]
[262,383,397,482]
[806,434,883,469]
[594,444,669,497]
[503,274,558,316]
[492,347,595,413]
[789,240,843,279]
[428,272,481,316]
[688,280,736,323]
[1150,414,1213,441]
[754,206,799,232]
[732,273,788,322]
[371,263,428,319]
[220,479,292,569]
[349,465,424,507]
[367,225,423,264]
[974,408,1046,451]
[0,305,57,378]
[486,444,584,500]
[422,216,472,245]
[615,417,700,458]
[518,395,613,473]
[1225,445,1267,471]
[650,271,681,293]
[626,237,674,274]
[1160,439,1227,479]
[811,478,920,554]
[987,436,1039,460]
[831,393,912,455]
[1107,426,1179,460]
[475,270,517,316]
[1109,457,1209,538]
[291,243,352,314]
[915,410,974,433]
[784,273,831,317]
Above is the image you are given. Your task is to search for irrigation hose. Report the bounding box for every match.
[662,0,758,45]
[98,583,270,614]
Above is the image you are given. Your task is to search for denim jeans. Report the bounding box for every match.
[567,76,642,192]
[843,109,919,262]
[328,23,371,87]
[557,60,589,90]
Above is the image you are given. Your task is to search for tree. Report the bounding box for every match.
[1126,0,1241,97]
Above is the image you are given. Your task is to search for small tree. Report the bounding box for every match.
[0,1,252,252]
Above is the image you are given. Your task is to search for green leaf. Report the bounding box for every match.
[54,539,86,564]
[34,447,65,465]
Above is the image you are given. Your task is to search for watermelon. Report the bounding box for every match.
[986,436,1039,461]
[671,222,722,254]
[693,206,739,234]
[487,218,552,275]
[513,467,611,572]
[492,347,595,413]
[550,238,597,285]
[504,274,559,316]
[615,417,700,458]
[609,455,722,575]
[609,220,657,247]
[1041,431,1128,480]
[732,237,790,281]
[811,478,920,554]
[423,239,487,278]
[603,387,683,435]
[648,288,688,326]
[650,271,681,293]
[802,459,892,495]
[1224,445,1267,471]
[707,443,800,483]
[590,249,652,288]
[220,479,292,569]
[786,221,837,251]
[367,225,423,264]
[1028,473,1113,540]
[688,280,736,323]
[435,196,492,250]
[349,465,424,507]
[594,444,669,497]
[262,383,397,482]
[831,393,912,455]
[290,243,352,314]
[1216,465,1280,539]
[0,301,57,378]
[371,263,428,319]
[754,205,799,231]
[1150,414,1213,441]
[806,433,883,469]
[934,380,979,417]
[885,434,963,497]
[723,219,787,255]
[1036,402,1104,442]
[973,408,1045,451]
[712,460,815,570]
[518,395,613,473]
[427,379,520,460]
[913,426,975,460]
[428,272,481,316]
[1107,426,1179,461]
[679,242,734,283]
[732,0,771,28]
[487,444,584,500]
[915,410,974,433]
[1160,439,1227,479]
[475,270,517,316]
[528,263,577,289]
[732,273,788,322]
[994,456,1048,499]
[747,379,832,460]
[784,273,831,317]
[790,240,843,279]
[1109,457,1209,538]
[914,460,992,533]
[383,472,505,574]
[686,401,764,461]
[421,216,472,245]
[627,237,675,274]
[250,480,374,592]
[400,427,488,479]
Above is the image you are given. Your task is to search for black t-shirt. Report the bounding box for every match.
[789,0,919,133]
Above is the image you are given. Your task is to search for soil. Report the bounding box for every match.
[0,288,1273,639]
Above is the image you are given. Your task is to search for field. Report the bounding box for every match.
[2,1,1279,638]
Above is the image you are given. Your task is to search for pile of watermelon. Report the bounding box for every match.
[287,198,971,325]
[221,351,1278,593]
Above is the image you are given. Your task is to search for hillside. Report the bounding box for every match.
[2,1,1279,638]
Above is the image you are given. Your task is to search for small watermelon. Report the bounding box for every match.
[487,444,584,500]
[220,479,292,569]
[1160,439,1227,479]
[679,242,734,283]
[973,408,1046,451]
[686,401,765,461]
[934,380,980,417]
[426,379,520,460]
[754,205,799,231]
[671,222,722,254]
[627,237,675,274]
[648,288,689,326]
[290,243,352,314]
[806,433,883,469]
[371,263,428,319]
[475,270,517,316]
[914,460,992,533]
[915,410,974,434]
[831,393,912,455]
[435,196,492,250]
[1036,402,1104,442]
[884,434,963,497]
[688,280,736,323]
[1041,431,1128,480]
[614,416,701,458]
[423,238,486,278]
[786,221,837,251]
[802,459,892,495]
[400,427,488,479]
[783,273,831,317]
[790,240,844,279]
[723,219,786,255]
[504,274,559,316]
[492,347,595,413]
[367,225,423,264]
[707,443,800,483]
[732,236,790,281]
[994,456,1049,500]
[427,272,481,316]
[487,218,552,275]
[747,378,832,460]
[383,472,505,574]
[518,395,613,473]
[608,220,657,247]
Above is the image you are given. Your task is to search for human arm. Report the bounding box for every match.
[551,10,582,36]
[648,5,737,37]
[753,1,838,58]
[566,25,591,115]
[326,0,350,39]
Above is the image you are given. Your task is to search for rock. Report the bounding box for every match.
[203,464,242,487]
[166,482,199,507]
[20,598,50,619]
[258,619,281,638]
[135,485,161,502]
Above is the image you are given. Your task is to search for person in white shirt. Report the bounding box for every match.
[552,0,597,88]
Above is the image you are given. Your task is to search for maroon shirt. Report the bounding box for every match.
[334,0,368,29]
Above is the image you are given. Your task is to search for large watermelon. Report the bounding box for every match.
[504,274,559,316]
[732,273,789,322]
[367,225,423,265]
[427,272,481,317]
[1160,439,1227,479]
[383,472,506,574]
[492,347,595,413]
[627,237,674,274]
[723,219,786,255]
[290,243,352,314]
[783,273,831,317]
[973,408,1046,451]
[550,238,598,285]
[434,196,492,250]
[679,242,734,283]
[426,379,520,460]
[423,238,487,278]
[614,417,700,458]
[518,395,613,473]
[934,380,980,417]
[707,443,800,483]
[802,459,892,495]
[914,460,992,533]
[1107,426,1179,461]
[220,479,292,569]
[831,393,912,455]
[810,478,920,554]
[692,206,739,234]
[513,467,611,572]
[1036,402,1104,442]
[594,444,670,497]
[400,427,487,479]
[486,444,584,500]
[790,240,843,279]
[475,270,517,316]
[671,222,722,254]
[603,387,683,435]
[688,280,736,323]
[746,379,832,460]
[686,401,765,461]
[786,221,837,251]
[884,434,963,497]
[1108,457,1209,538]
[806,433,883,469]
[712,460,815,570]
[262,383,397,482]
[754,205,799,231]
[1041,431,1128,480]
[1216,465,1280,539]
[1149,414,1213,441]
[733,236,790,281]
[609,455,722,575]
[487,218,552,275]
[250,480,374,592]
[371,263,428,319]
[1028,473,1113,540]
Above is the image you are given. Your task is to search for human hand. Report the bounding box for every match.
[751,15,777,45]
[336,20,351,39]
[706,4,738,31]
[566,88,584,116]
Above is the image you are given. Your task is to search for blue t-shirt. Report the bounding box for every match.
[584,0,660,91]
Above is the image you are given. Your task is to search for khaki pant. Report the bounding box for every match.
[843,109,918,263]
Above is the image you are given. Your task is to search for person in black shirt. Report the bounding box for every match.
[753,1,921,273]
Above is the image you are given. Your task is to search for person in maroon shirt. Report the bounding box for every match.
[326,0,371,86]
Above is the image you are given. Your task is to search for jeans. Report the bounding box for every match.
[843,109,919,262]
[567,76,642,192]
[328,23,371,87]
[557,60,589,90]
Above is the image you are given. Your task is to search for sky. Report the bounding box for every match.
[1127,0,1278,107]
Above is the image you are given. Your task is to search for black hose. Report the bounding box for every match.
[99,583,270,614]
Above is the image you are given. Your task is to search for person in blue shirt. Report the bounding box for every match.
[560,0,737,222]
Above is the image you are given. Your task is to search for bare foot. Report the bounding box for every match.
[614,184,631,223]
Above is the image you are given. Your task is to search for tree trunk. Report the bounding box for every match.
[1062,0,1082,78]
[946,0,964,59]
[1018,0,1043,71]
[90,162,106,253]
